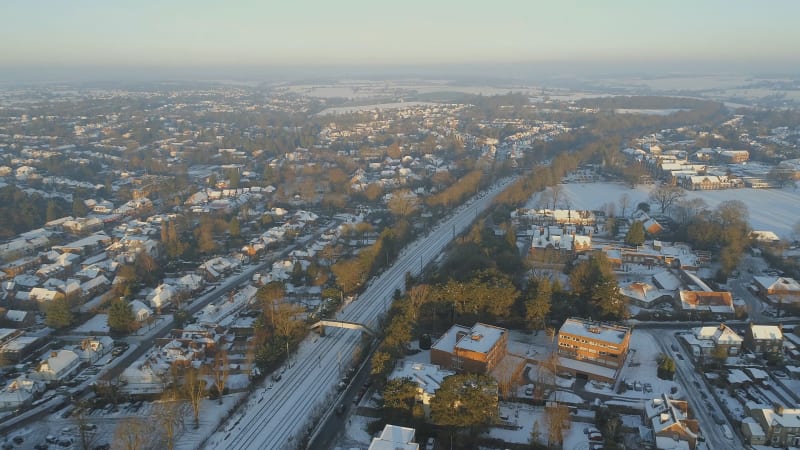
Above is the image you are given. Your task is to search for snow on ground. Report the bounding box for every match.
[485,403,544,444]
[611,330,679,400]
[715,388,746,422]
[72,313,109,333]
[179,394,247,450]
[317,101,439,115]
[548,182,800,239]
[337,413,374,449]
[506,329,558,362]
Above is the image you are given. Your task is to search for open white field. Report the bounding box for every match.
[527,182,800,239]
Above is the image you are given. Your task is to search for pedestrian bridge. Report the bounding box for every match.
[309,319,375,337]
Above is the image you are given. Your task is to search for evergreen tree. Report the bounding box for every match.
[525,278,552,330]
[45,298,73,329]
[625,221,645,246]
[430,374,498,432]
[108,298,136,334]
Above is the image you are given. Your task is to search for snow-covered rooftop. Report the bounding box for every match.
[559,318,630,345]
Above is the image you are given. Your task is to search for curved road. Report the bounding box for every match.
[206,177,516,450]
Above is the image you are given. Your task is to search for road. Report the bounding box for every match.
[648,330,742,450]
[206,177,516,450]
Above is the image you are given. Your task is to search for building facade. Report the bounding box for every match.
[430,323,507,374]
[556,318,632,382]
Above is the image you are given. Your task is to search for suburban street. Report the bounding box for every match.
[648,329,741,450]
[205,177,516,450]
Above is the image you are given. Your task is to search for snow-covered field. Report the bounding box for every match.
[528,182,800,239]
[317,101,438,115]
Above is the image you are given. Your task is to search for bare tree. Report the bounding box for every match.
[649,184,686,213]
[211,347,230,404]
[549,185,563,209]
[72,402,97,450]
[114,416,153,450]
[534,351,558,401]
[153,399,185,450]
[387,189,419,218]
[618,193,630,219]
[183,365,208,429]
[545,403,572,447]
[408,284,430,321]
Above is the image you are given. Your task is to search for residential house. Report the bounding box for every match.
[0,376,45,411]
[2,310,34,328]
[368,424,420,450]
[679,291,735,317]
[556,318,632,383]
[644,395,700,450]
[752,276,800,305]
[77,336,113,363]
[744,324,783,357]
[388,362,454,418]
[620,281,674,308]
[684,324,743,357]
[0,334,44,363]
[148,283,178,310]
[529,226,592,255]
[35,349,81,382]
[741,417,767,445]
[750,406,800,447]
[430,323,508,374]
[130,300,153,322]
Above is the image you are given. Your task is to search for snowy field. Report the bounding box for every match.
[317,101,438,115]
[527,182,800,239]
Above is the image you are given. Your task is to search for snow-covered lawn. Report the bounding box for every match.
[527,182,800,239]
[72,313,109,333]
[612,330,679,400]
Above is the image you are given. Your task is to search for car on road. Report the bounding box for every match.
[722,424,733,439]
[675,353,684,360]
[713,413,725,425]
[336,403,346,415]
[671,344,678,351]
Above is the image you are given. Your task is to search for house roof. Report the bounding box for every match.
[750,324,782,341]
[369,425,419,450]
[756,407,800,428]
[41,349,79,374]
[559,318,630,345]
[679,291,734,313]
[389,362,454,396]
[753,276,800,293]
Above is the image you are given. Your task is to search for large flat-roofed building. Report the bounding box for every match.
[557,318,632,382]
[430,323,507,374]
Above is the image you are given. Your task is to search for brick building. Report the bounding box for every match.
[430,323,507,374]
[556,318,632,382]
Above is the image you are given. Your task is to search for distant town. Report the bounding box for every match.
[0,78,799,450]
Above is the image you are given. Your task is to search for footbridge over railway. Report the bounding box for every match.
[309,319,376,337]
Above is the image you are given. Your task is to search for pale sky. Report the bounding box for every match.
[1,0,798,70]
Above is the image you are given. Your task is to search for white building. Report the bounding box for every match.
[36,349,81,382]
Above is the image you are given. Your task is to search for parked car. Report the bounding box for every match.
[524,386,534,396]
[722,424,733,439]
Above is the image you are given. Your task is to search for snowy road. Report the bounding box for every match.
[648,330,743,450]
[205,177,516,450]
